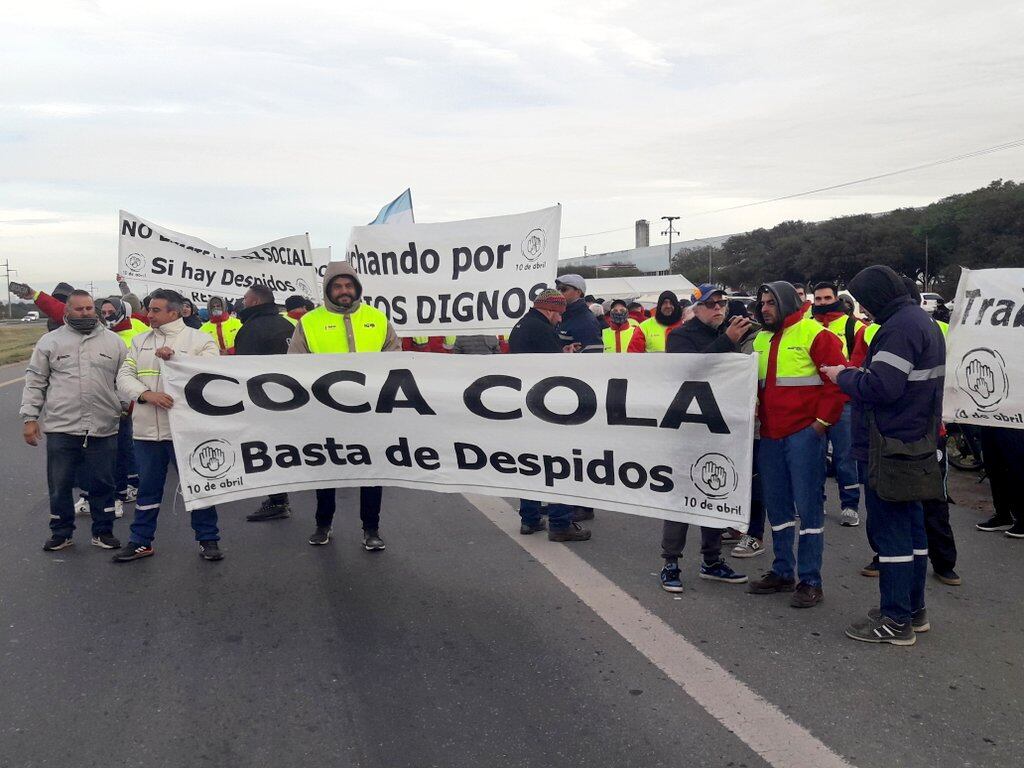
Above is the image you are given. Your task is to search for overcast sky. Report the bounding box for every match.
[2,0,1022,293]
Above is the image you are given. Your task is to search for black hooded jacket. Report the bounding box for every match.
[235,302,296,355]
[753,281,803,330]
[847,265,912,323]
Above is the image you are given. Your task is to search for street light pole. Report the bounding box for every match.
[924,235,929,293]
[661,216,680,275]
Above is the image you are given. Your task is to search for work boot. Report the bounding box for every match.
[790,582,824,608]
[748,570,795,594]
[362,530,386,551]
[247,499,291,522]
[571,507,594,522]
[933,568,961,586]
[520,520,546,535]
[860,559,880,577]
[548,522,591,542]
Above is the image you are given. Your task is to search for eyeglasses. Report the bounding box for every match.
[702,300,729,309]
[557,285,574,293]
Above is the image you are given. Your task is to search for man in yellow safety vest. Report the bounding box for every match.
[288,261,401,551]
[199,296,242,354]
[602,299,639,353]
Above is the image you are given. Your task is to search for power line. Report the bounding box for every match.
[558,136,1024,241]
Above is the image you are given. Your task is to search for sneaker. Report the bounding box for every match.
[246,499,291,522]
[114,499,125,519]
[976,515,1013,532]
[123,485,138,503]
[198,541,224,561]
[731,534,765,559]
[840,508,860,527]
[1004,521,1024,539]
[860,560,880,577]
[720,527,742,543]
[748,570,796,594]
[790,582,824,608]
[112,542,154,562]
[363,530,386,551]
[571,507,594,522]
[660,562,683,593]
[845,614,916,645]
[869,607,930,632]
[933,569,961,586]
[308,527,332,546]
[74,496,90,517]
[548,522,591,542]
[519,520,546,535]
[43,535,73,551]
[91,533,121,549]
[699,559,748,584]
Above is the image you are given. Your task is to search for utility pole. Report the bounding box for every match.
[1,260,17,319]
[661,216,680,275]
[924,235,929,293]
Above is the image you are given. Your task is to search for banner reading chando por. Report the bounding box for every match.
[345,206,560,335]
[944,267,1024,430]
[118,210,319,304]
[164,352,757,527]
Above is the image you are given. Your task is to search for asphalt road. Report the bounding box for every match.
[1,359,1022,768]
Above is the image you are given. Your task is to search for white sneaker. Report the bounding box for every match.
[840,508,860,527]
[731,534,765,558]
[123,486,138,503]
[74,496,90,516]
[114,499,125,519]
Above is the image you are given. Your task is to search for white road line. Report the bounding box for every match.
[0,377,23,389]
[464,493,857,768]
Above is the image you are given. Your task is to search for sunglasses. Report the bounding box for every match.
[701,300,729,309]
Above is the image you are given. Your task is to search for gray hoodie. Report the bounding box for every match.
[20,324,127,437]
[287,261,401,354]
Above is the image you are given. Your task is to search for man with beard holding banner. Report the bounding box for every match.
[288,262,401,550]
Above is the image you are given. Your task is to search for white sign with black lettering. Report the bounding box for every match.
[944,267,1024,429]
[345,206,560,334]
[117,210,318,304]
[164,352,757,527]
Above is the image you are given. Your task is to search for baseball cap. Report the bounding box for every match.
[555,274,586,293]
[690,283,726,305]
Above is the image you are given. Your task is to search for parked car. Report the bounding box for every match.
[21,311,40,323]
[920,293,944,315]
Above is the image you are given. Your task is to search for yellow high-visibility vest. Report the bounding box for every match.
[753,318,826,389]
[602,320,638,353]
[116,317,149,347]
[637,316,673,352]
[822,314,864,358]
[200,316,242,352]
[300,304,388,354]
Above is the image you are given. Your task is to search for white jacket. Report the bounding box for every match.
[117,318,219,441]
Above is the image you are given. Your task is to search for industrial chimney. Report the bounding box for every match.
[635,220,650,248]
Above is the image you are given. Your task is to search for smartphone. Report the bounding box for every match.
[9,281,30,296]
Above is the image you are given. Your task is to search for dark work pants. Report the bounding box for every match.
[315,487,382,530]
[922,437,957,573]
[748,440,766,540]
[268,493,289,505]
[130,440,219,546]
[661,522,722,564]
[980,426,1024,524]
[46,433,116,538]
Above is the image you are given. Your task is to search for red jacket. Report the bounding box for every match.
[757,308,847,440]
[33,291,149,328]
[848,325,870,368]
[628,309,648,325]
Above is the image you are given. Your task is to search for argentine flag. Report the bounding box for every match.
[369,188,415,225]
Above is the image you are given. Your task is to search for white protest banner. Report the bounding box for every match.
[312,247,332,282]
[943,267,1024,429]
[118,211,318,304]
[345,206,560,334]
[164,351,757,527]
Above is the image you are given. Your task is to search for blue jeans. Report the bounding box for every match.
[828,404,860,510]
[130,440,219,546]
[46,433,116,538]
[758,424,827,587]
[519,500,573,530]
[115,416,139,499]
[860,462,927,624]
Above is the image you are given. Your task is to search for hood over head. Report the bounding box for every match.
[100,295,128,328]
[753,281,802,329]
[207,296,226,315]
[847,265,910,320]
[655,290,682,325]
[322,261,363,313]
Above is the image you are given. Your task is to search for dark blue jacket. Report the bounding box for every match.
[837,297,945,460]
[508,308,563,354]
[556,299,603,353]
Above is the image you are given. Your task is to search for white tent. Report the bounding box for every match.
[583,275,697,304]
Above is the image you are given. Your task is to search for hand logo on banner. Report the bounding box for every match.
[188,439,236,480]
[124,253,147,278]
[521,228,547,262]
[957,348,1009,411]
[691,453,738,499]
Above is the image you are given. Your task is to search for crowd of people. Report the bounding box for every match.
[15,262,1024,647]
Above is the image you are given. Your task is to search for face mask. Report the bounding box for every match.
[812,300,843,316]
[610,310,628,324]
[211,309,223,317]
[67,316,98,334]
